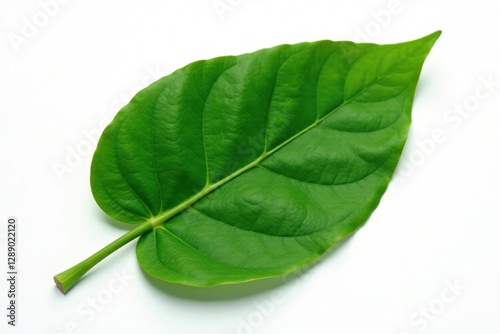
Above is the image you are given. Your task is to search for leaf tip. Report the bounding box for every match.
[430,30,442,41]
[411,30,442,55]
[422,30,442,47]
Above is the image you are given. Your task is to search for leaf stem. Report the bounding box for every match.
[54,221,153,294]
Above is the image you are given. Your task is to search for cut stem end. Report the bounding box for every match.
[53,221,153,294]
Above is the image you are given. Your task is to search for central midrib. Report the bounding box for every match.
[149,44,416,229]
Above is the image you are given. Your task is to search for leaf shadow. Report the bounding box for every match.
[140,233,356,301]
[142,273,286,301]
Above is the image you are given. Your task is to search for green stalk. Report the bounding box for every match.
[54,221,153,294]
[54,130,314,294]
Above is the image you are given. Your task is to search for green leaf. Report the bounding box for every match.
[54,31,440,293]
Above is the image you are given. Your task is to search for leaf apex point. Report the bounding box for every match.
[432,30,443,38]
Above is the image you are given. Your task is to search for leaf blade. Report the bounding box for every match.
[91,31,441,286]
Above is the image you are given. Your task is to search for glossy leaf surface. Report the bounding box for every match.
[90,32,440,286]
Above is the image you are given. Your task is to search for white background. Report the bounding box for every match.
[1,0,499,333]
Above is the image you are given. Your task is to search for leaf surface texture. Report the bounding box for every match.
[90,32,440,285]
